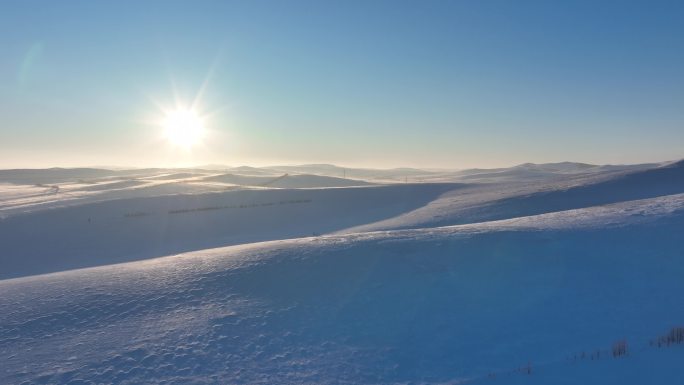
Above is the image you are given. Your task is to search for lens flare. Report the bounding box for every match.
[162,109,205,149]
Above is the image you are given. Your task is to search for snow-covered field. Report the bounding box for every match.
[1,161,683,384]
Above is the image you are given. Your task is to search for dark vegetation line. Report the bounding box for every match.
[168,199,312,214]
[123,199,313,218]
[479,326,684,382]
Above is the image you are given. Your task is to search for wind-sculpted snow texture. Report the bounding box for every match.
[1,161,684,384]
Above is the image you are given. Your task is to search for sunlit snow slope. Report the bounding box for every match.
[1,161,683,384]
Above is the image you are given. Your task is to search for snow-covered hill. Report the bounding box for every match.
[1,160,683,384]
[1,193,683,384]
[343,159,684,232]
[0,184,457,279]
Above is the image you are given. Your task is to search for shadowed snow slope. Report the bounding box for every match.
[0,184,458,279]
[1,194,684,384]
[345,160,684,232]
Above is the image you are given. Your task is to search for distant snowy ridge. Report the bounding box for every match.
[343,158,684,232]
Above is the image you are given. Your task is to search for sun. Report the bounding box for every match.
[162,109,205,149]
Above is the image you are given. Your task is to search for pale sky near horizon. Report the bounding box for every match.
[1,0,683,169]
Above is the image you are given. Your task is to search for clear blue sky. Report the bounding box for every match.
[1,0,683,168]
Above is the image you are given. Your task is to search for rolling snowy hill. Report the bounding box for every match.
[1,161,683,384]
[0,183,457,279]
